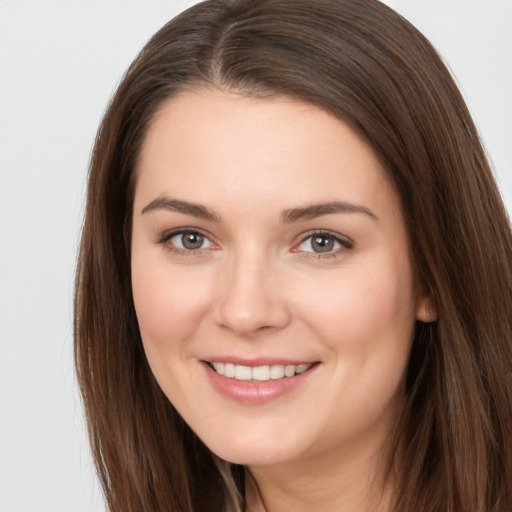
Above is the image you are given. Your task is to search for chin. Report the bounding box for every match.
[200,428,302,467]
[213,447,294,467]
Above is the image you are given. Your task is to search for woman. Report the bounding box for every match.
[74,0,512,510]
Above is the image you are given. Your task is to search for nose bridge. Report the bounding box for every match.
[213,242,290,335]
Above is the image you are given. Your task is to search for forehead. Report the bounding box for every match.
[134,89,399,220]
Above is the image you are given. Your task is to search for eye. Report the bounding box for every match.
[293,231,353,255]
[161,229,217,253]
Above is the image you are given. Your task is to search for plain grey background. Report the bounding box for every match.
[0,1,510,511]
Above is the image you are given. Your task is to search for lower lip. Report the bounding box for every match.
[201,361,318,404]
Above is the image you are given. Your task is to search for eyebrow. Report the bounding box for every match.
[281,201,378,223]
[141,197,221,222]
[141,197,378,224]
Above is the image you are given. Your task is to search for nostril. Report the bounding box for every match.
[255,325,273,333]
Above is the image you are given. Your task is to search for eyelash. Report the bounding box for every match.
[292,230,354,259]
[157,229,354,259]
[158,228,218,257]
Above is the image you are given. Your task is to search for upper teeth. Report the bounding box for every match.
[210,362,312,381]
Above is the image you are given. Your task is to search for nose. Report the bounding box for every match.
[212,249,291,337]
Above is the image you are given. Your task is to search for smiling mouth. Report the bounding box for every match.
[206,362,313,381]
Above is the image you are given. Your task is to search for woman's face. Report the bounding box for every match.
[131,90,430,467]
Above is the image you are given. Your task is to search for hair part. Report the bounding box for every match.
[75,1,512,510]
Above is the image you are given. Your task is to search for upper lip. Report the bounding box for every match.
[201,357,318,366]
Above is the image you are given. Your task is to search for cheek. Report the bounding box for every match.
[297,261,416,429]
[295,258,417,352]
[131,256,213,351]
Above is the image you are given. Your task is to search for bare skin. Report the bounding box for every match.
[131,89,433,511]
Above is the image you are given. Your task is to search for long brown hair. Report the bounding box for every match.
[74,1,512,510]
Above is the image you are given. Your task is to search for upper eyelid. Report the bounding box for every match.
[296,229,354,246]
[160,227,213,241]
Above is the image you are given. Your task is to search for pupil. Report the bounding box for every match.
[183,232,204,250]
[312,236,334,253]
